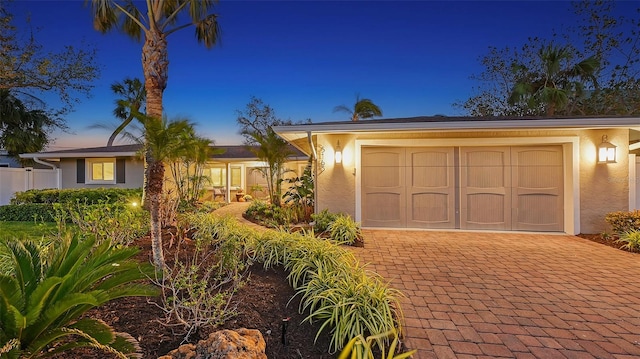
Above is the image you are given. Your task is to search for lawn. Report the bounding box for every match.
[0,221,61,241]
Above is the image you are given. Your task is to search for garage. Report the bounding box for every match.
[361,145,564,232]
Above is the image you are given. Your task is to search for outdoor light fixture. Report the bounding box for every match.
[334,141,342,164]
[598,135,617,163]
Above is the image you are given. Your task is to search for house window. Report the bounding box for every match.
[209,166,242,188]
[0,163,9,168]
[87,158,115,184]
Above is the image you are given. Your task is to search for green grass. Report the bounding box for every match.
[0,221,61,241]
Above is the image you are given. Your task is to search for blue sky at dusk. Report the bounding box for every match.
[8,1,628,150]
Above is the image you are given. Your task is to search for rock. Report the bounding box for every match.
[158,328,267,359]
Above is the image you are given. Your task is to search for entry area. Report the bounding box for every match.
[361,146,564,231]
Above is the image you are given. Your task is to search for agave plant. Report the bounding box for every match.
[0,235,158,358]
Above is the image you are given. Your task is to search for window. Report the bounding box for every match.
[208,165,242,188]
[87,159,115,183]
[0,163,9,168]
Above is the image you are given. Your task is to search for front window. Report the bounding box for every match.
[87,159,115,183]
[209,165,242,188]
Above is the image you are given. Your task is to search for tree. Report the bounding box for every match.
[127,115,207,268]
[508,44,599,116]
[0,3,99,156]
[108,77,146,147]
[458,1,640,116]
[333,94,383,121]
[236,97,293,206]
[87,0,220,122]
[88,1,221,266]
[0,89,53,162]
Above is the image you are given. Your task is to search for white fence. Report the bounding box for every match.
[0,167,60,205]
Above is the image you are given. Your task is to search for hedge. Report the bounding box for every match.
[0,204,56,222]
[605,210,640,234]
[11,188,142,205]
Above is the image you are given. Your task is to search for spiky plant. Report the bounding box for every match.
[0,235,158,358]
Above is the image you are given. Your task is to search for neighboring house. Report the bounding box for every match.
[273,116,640,234]
[17,144,308,203]
[0,149,21,168]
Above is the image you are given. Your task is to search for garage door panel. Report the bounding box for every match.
[362,148,406,227]
[407,148,455,228]
[364,192,403,224]
[512,146,563,231]
[516,194,562,227]
[461,147,511,230]
[411,193,452,226]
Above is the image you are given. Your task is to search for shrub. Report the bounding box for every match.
[62,201,149,247]
[0,203,56,222]
[605,210,640,234]
[247,224,401,352]
[11,188,142,205]
[329,214,363,246]
[0,235,158,358]
[154,213,251,340]
[615,229,640,252]
[312,209,339,234]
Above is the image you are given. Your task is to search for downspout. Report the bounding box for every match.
[307,131,318,215]
[33,157,61,189]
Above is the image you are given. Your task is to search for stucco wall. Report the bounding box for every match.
[60,158,144,189]
[579,129,630,233]
[313,128,632,234]
[315,134,357,216]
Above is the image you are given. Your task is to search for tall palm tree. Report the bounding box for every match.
[333,94,383,121]
[508,44,599,116]
[107,77,145,147]
[88,0,221,121]
[88,1,220,267]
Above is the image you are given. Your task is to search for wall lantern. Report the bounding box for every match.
[334,141,342,164]
[598,135,617,164]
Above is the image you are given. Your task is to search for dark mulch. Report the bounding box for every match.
[577,232,638,253]
[51,231,336,359]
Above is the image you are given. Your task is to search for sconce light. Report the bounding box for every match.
[334,140,342,164]
[597,135,617,164]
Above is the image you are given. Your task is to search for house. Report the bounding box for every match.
[273,116,640,234]
[16,144,308,204]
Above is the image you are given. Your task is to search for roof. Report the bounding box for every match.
[273,115,640,142]
[19,144,307,161]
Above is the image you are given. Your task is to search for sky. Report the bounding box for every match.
[7,0,633,150]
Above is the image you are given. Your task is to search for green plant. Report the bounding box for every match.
[329,214,363,246]
[64,201,149,246]
[0,204,56,222]
[615,229,640,252]
[312,209,339,234]
[605,210,640,234]
[338,328,416,359]
[283,160,314,223]
[0,235,158,358]
[11,188,142,205]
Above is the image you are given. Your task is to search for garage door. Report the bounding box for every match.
[362,145,563,231]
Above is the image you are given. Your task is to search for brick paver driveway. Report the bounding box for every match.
[351,230,640,359]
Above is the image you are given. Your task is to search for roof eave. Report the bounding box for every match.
[19,151,139,159]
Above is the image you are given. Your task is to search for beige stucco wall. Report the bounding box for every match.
[59,158,144,189]
[579,129,630,233]
[312,128,632,234]
[315,134,357,216]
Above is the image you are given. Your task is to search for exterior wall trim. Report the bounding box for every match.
[354,136,581,234]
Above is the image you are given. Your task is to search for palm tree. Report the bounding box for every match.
[245,127,293,207]
[107,77,145,147]
[333,94,383,121]
[129,115,205,268]
[508,44,599,116]
[88,0,220,121]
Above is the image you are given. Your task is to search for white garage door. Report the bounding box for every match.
[362,145,564,232]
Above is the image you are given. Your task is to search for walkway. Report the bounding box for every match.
[215,205,640,358]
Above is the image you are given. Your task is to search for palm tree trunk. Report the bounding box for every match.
[148,159,166,269]
[142,28,169,267]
